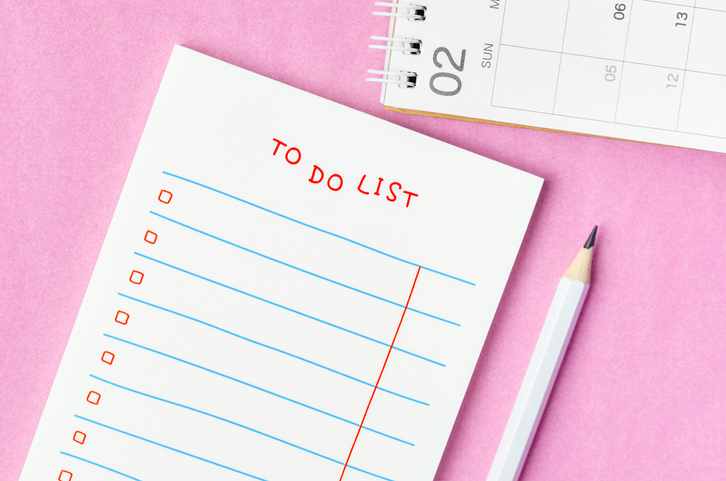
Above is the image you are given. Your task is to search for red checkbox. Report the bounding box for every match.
[158,190,173,204]
[86,391,101,405]
[144,230,158,244]
[101,351,115,365]
[115,310,129,325]
[58,471,73,481]
[129,270,144,285]
[73,431,86,445]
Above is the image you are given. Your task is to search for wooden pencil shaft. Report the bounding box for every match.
[486,278,590,481]
[487,228,596,481]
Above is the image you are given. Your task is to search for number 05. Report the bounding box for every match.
[605,65,617,82]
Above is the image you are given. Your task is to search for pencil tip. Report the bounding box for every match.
[584,225,598,249]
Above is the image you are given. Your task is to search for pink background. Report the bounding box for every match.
[2,2,725,480]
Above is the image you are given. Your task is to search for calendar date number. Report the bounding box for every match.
[666,73,680,89]
[430,47,467,96]
[613,3,626,21]
[605,65,618,82]
[675,12,688,27]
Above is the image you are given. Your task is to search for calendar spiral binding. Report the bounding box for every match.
[366,2,426,89]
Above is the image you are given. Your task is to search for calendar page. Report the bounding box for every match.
[378,0,726,153]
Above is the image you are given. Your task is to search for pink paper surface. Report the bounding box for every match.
[1,2,724,480]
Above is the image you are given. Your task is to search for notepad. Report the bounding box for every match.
[20,46,542,481]
[372,0,726,153]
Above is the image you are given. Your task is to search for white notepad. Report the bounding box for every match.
[373,0,726,153]
[20,45,542,481]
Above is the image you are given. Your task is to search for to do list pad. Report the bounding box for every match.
[20,46,542,481]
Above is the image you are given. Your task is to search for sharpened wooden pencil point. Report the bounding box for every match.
[564,226,597,284]
[584,225,598,249]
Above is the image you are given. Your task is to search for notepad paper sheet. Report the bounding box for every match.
[19,46,542,481]
[382,0,726,153]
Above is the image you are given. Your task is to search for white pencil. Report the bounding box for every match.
[486,226,597,481]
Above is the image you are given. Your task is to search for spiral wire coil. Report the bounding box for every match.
[366,2,426,88]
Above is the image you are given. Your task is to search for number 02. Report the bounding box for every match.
[430,47,467,96]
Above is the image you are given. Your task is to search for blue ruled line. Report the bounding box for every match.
[161,171,474,286]
[60,452,143,480]
[149,210,458,327]
[104,332,427,406]
[90,372,412,446]
[118,291,442,367]
[129,253,446,367]
[73,416,271,481]
[75,415,394,481]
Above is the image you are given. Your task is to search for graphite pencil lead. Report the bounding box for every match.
[584,225,598,249]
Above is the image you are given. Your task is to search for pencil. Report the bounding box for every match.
[486,226,598,481]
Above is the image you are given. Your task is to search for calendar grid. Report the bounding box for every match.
[614,0,636,123]
[551,0,574,114]
[489,0,511,109]
[675,6,697,130]
[495,44,726,82]
[492,0,726,140]
[643,0,726,13]
[483,103,726,141]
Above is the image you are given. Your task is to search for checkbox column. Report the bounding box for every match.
[101,351,115,365]
[86,391,101,405]
[144,230,158,244]
[158,190,173,204]
[115,310,129,325]
[129,271,144,284]
[73,431,86,445]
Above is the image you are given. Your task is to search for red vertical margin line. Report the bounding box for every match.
[338,266,422,481]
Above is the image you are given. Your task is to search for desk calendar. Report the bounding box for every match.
[372,0,726,153]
